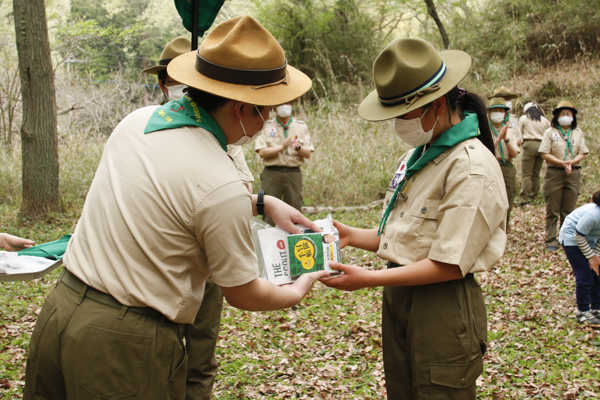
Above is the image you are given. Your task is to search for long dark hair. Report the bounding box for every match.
[445,86,494,153]
[525,106,544,122]
[551,110,578,130]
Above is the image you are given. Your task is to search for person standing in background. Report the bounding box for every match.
[559,190,600,328]
[518,102,551,206]
[255,102,314,226]
[488,98,520,231]
[142,33,257,399]
[539,100,589,251]
[489,85,522,145]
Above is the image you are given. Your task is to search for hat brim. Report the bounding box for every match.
[489,93,519,100]
[167,51,312,106]
[553,107,577,115]
[488,105,509,110]
[142,65,166,75]
[358,50,472,121]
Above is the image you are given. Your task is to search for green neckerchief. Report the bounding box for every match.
[276,116,293,156]
[489,122,506,162]
[557,125,575,160]
[144,95,227,152]
[378,112,480,236]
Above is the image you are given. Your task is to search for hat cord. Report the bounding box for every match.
[251,70,290,90]
[404,82,443,108]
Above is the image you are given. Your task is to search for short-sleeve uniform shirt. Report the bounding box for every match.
[64,106,259,324]
[539,127,589,166]
[254,119,314,167]
[493,127,519,162]
[518,115,551,141]
[378,138,508,276]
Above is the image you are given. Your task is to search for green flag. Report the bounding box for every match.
[174,0,225,36]
[17,234,71,260]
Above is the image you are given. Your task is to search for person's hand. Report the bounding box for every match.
[291,137,301,150]
[319,261,371,291]
[563,160,573,174]
[332,219,352,248]
[282,137,294,151]
[287,270,330,296]
[0,233,35,252]
[264,195,321,234]
[589,255,600,276]
[498,125,508,139]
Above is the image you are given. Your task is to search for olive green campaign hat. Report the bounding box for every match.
[489,85,519,100]
[358,37,472,121]
[167,15,312,106]
[552,100,577,115]
[487,97,509,110]
[143,36,192,75]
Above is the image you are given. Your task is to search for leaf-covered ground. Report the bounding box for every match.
[1,203,599,399]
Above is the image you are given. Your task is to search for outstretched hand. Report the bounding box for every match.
[319,261,372,291]
[332,219,352,248]
[265,195,321,234]
[0,233,35,252]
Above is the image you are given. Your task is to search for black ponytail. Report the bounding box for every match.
[445,87,494,154]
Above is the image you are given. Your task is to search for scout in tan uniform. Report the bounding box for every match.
[24,16,329,400]
[488,98,520,230]
[489,85,522,145]
[518,102,551,205]
[255,102,314,225]
[144,36,254,400]
[321,38,508,400]
[539,100,589,251]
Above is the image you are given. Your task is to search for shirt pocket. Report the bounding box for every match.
[266,135,282,147]
[408,198,441,253]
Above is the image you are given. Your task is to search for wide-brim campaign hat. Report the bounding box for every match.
[358,38,471,121]
[143,36,191,75]
[489,85,519,99]
[488,97,509,110]
[552,100,577,115]
[168,15,312,106]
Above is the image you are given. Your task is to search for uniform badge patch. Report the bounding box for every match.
[391,161,407,189]
[553,132,560,142]
[270,128,276,137]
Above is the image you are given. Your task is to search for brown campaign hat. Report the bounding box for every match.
[167,15,312,106]
[143,36,191,75]
[489,85,519,100]
[487,97,509,110]
[358,37,471,121]
[552,100,577,115]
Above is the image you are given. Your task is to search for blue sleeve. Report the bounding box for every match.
[575,213,600,236]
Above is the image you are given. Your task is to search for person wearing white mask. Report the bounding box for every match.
[517,102,551,206]
[539,100,589,251]
[24,16,329,400]
[255,101,314,226]
[489,85,522,145]
[488,98,520,231]
[320,37,507,399]
[143,35,257,400]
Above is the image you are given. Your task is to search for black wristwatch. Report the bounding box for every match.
[295,144,301,151]
[257,190,265,215]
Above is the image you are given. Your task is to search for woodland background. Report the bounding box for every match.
[1,0,600,398]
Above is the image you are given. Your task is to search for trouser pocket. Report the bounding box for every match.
[81,325,153,399]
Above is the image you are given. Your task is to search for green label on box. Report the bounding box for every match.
[287,233,325,276]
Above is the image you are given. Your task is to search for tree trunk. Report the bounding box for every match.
[424,0,450,49]
[13,0,60,219]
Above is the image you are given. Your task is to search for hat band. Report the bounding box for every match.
[195,51,288,86]
[379,62,447,106]
[159,59,172,66]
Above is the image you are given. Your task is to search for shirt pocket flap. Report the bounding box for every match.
[409,198,441,220]
[430,356,483,389]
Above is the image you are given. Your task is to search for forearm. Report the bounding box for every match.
[506,141,519,158]
[574,231,595,259]
[257,146,285,159]
[363,258,463,287]
[572,154,585,164]
[221,278,304,311]
[296,146,312,159]
[541,153,564,167]
[348,227,381,252]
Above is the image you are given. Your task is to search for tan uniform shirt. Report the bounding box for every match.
[539,127,589,166]
[508,114,522,142]
[227,144,254,183]
[518,115,551,141]
[378,138,508,276]
[254,119,314,167]
[64,106,259,324]
[493,127,519,162]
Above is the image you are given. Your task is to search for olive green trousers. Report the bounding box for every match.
[24,270,187,400]
[382,273,487,400]
[519,139,544,204]
[500,162,517,231]
[260,166,303,226]
[543,167,581,246]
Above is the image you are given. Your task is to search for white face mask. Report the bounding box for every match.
[233,105,267,146]
[558,116,573,127]
[505,100,513,110]
[393,106,438,147]
[490,112,506,124]
[166,84,186,101]
[276,105,292,118]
